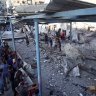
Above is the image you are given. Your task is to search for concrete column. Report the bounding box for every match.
[35,21,42,96]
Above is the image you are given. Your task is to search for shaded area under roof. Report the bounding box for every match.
[46,0,96,13]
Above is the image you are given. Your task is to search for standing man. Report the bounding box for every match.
[45,34,48,44]
[49,38,53,49]
[25,33,29,46]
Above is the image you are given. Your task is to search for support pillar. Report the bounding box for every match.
[35,21,42,96]
[0,31,2,42]
[70,22,72,44]
[10,20,17,60]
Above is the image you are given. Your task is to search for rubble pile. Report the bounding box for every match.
[63,43,84,76]
[8,33,96,96]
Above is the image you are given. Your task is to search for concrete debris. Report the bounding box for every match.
[79,93,83,96]
[19,68,33,86]
[84,31,96,43]
[23,61,35,76]
[63,92,67,96]
[61,58,68,74]
[89,39,96,51]
[16,39,24,43]
[72,30,78,43]
[94,79,96,81]
[64,43,84,65]
[62,43,84,76]
[78,33,85,44]
[69,66,80,77]
[44,60,48,62]
[79,65,96,76]
[45,55,50,59]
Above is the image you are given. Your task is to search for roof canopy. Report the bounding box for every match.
[20,0,96,23]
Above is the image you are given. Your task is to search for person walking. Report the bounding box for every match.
[25,34,29,46]
[49,38,53,49]
[45,34,48,44]
[56,37,61,51]
[2,61,10,91]
[61,30,66,43]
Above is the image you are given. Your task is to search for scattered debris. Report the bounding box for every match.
[89,86,96,93]
[8,30,96,96]
[63,92,67,96]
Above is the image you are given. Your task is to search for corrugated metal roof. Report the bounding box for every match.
[14,0,96,25]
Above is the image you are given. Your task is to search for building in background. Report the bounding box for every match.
[0,0,7,15]
[6,0,13,8]
[13,0,50,16]
[0,0,6,9]
[6,0,14,14]
[12,0,46,7]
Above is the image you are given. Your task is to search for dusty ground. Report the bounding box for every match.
[8,34,96,96]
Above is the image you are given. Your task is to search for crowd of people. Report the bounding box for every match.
[0,40,39,96]
[44,28,67,51]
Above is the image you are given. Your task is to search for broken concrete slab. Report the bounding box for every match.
[23,61,35,76]
[64,43,84,65]
[84,31,96,43]
[19,68,33,86]
[69,66,80,77]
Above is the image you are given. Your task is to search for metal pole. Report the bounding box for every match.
[10,20,16,51]
[0,31,2,42]
[35,21,42,96]
[10,19,17,61]
[70,22,72,44]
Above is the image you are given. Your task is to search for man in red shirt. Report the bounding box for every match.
[61,30,66,40]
